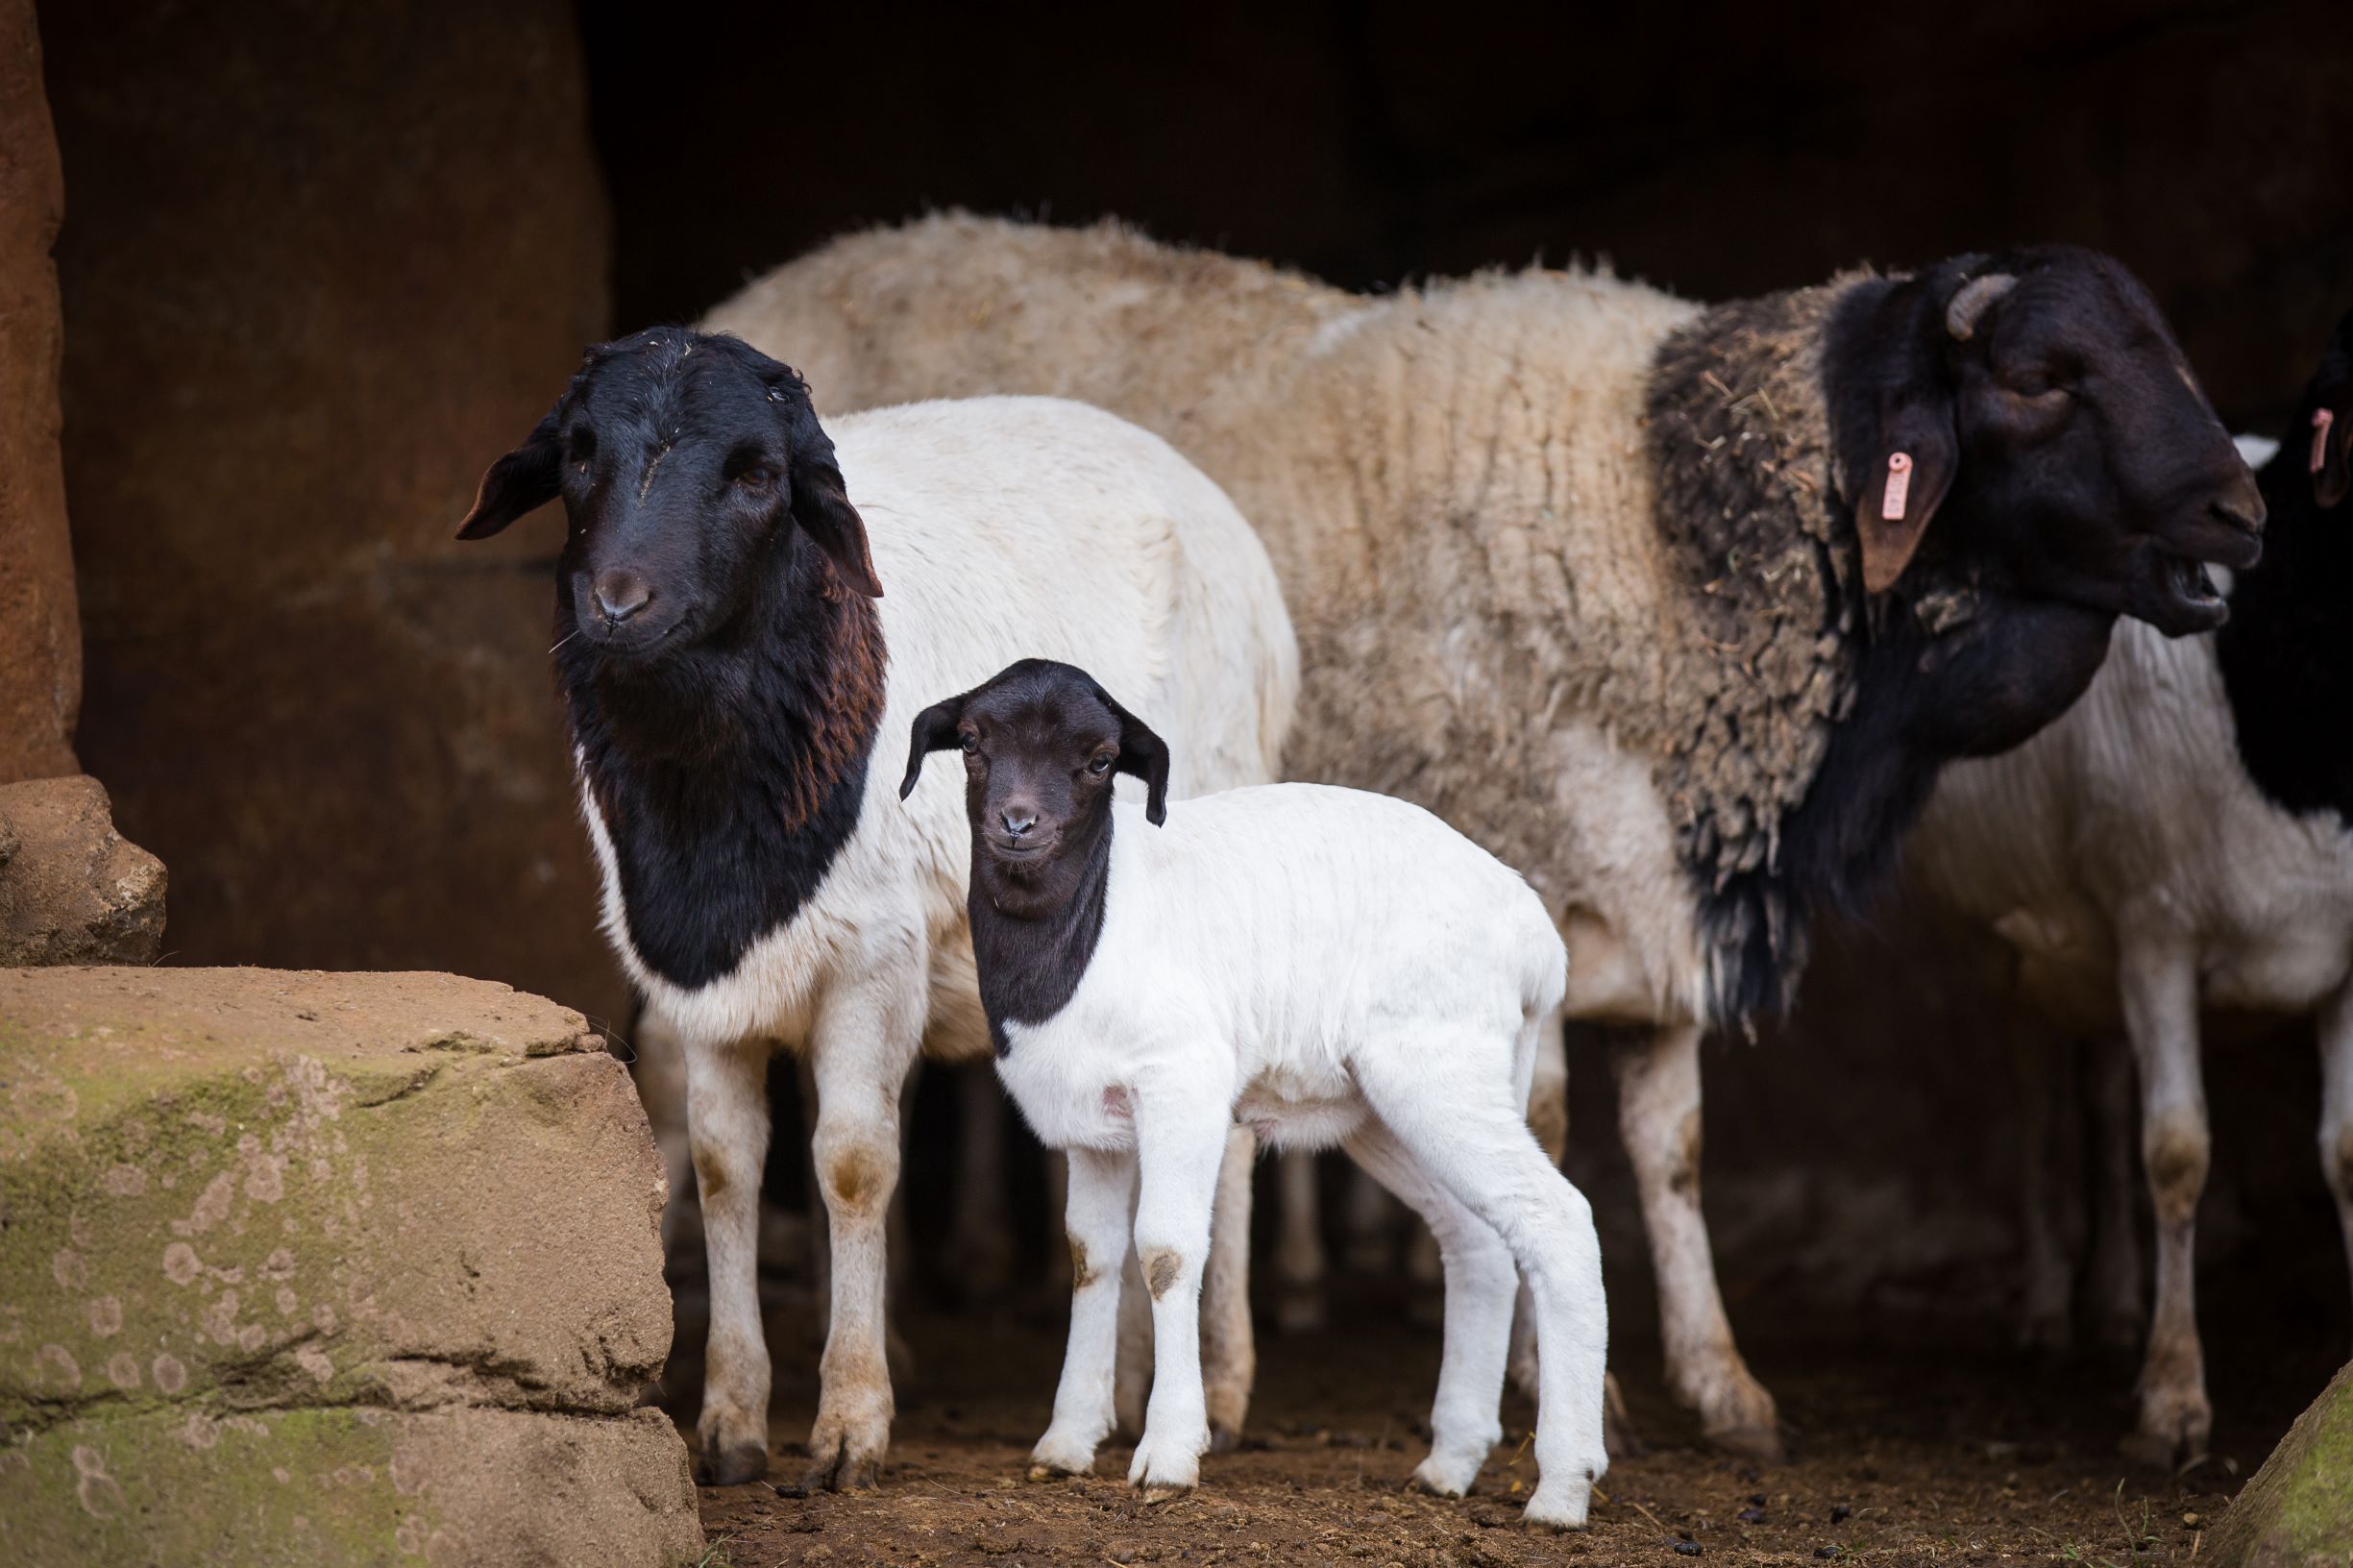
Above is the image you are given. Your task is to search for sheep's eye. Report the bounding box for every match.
[735,465,777,494]
[1087,753,1115,775]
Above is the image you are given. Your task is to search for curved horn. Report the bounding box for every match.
[1946,273,2018,341]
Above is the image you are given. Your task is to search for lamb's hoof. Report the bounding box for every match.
[1521,1480,1593,1531]
[1127,1430,1205,1497]
[1028,1430,1099,1480]
[696,1441,771,1487]
[1139,1482,1194,1506]
[1207,1422,1242,1457]
[1408,1457,1478,1499]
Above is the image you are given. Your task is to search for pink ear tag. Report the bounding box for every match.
[2314,407,2336,476]
[1881,452,1914,522]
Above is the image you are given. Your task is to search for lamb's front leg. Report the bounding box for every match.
[802,978,923,1491]
[1127,1086,1236,1497]
[1031,1146,1138,1478]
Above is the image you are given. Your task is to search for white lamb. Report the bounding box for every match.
[900,658,1605,1529]
[454,329,1295,1489]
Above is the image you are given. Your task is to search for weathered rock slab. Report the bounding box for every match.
[2211,1360,2353,1567]
[0,776,165,966]
[0,966,700,1566]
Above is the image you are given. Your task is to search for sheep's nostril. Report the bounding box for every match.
[1000,810,1037,840]
[594,569,653,625]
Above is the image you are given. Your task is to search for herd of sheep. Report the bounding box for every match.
[454,214,2353,1528]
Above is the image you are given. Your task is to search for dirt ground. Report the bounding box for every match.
[690,1294,2322,1568]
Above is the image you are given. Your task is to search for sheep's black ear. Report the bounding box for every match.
[1842,271,1978,594]
[1098,691,1171,826]
[898,697,967,802]
[456,408,563,539]
[770,372,884,598]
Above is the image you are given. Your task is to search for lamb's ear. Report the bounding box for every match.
[1099,692,1171,826]
[456,408,562,539]
[772,374,884,598]
[898,697,966,801]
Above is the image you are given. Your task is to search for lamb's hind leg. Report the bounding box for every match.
[684,1032,775,1485]
[1354,1026,1608,1530]
[1609,1021,1780,1459]
[1342,1120,1515,1499]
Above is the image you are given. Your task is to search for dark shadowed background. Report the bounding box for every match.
[36,0,2353,1406]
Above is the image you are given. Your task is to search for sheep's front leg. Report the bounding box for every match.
[684,1032,775,1485]
[802,980,923,1491]
[1126,1086,1235,1497]
[1609,1022,1780,1459]
[1030,1146,1138,1478]
[2316,985,2353,1352]
[2116,937,2210,1468]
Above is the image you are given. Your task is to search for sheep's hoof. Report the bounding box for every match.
[1703,1420,1786,1464]
[696,1441,771,1487]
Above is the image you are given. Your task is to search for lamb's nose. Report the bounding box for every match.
[594,569,652,625]
[1000,809,1037,840]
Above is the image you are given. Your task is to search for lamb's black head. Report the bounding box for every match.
[899,660,1169,911]
[454,328,881,665]
[1829,245,2263,637]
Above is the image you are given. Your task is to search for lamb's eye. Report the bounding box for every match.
[735,465,776,494]
[1088,753,1115,775]
[959,734,979,755]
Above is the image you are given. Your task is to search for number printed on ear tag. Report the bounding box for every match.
[1882,452,1914,522]
[2314,407,2336,476]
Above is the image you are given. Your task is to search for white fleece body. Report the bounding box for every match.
[598,395,1297,1482]
[1907,595,2353,1463]
[999,786,1608,1528]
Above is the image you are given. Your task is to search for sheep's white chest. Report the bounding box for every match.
[994,1026,1149,1152]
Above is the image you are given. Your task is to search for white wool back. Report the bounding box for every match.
[586,395,1298,1050]
[1906,614,2353,1028]
[996,784,1568,1152]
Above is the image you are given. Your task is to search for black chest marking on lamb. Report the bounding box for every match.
[969,822,1114,1057]
[2218,433,2353,826]
[565,568,887,992]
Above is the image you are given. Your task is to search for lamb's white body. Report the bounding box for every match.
[990,785,1606,1528]
[607,396,1297,1482]
[1906,436,2353,1460]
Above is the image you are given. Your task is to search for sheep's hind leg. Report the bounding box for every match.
[684,1032,777,1485]
[1341,1120,1514,1500]
[1031,1146,1138,1478]
[1353,1026,1608,1530]
[2116,939,2211,1468]
[800,980,923,1491]
[1608,1021,1781,1459]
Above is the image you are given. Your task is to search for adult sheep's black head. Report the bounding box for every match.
[899,659,1169,919]
[454,329,881,664]
[1828,246,2263,638]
